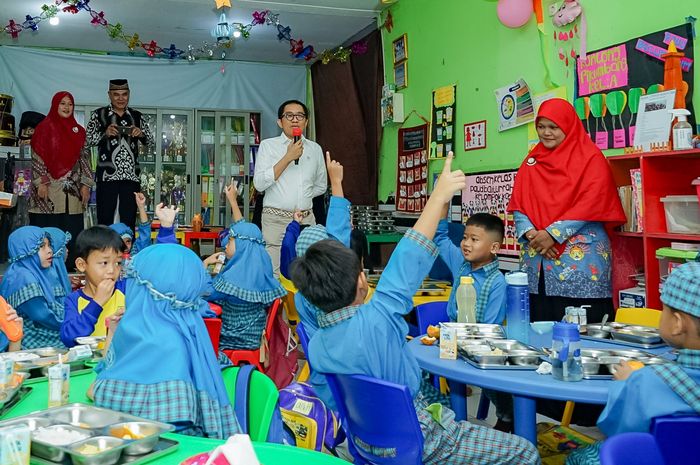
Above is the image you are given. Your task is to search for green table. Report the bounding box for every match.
[365,232,404,246]
[2,371,345,465]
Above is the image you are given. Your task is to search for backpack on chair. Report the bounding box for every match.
[260,310,299,389]
[278,381,344,452]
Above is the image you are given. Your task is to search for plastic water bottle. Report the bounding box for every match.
[456,276,477,323]
[551,322,583,382]
[505,272,530,344]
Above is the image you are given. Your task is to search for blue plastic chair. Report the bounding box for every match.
[600,432,665,465]
[415,301,490,420]
[415,301,449,334]
[327,372,424,465]
[651,414,700,465]
[296,322,313,372]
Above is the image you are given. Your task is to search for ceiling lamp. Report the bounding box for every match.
[212,13,233,45]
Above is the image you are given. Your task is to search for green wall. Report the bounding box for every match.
[378,0,700,201]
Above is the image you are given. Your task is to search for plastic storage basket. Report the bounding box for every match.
[660,195,700,234]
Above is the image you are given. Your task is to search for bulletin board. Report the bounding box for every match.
[575,24,695,150]
[396,124,429,213]
[430,85,457,158]
[461,170,519,256]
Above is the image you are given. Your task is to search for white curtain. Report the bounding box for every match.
[0,46,307,137]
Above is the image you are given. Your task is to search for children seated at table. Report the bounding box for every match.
[44,227,72,297]
[0,304,23,352]
[203,182,286,352]
[110,194,176,256]
[61,205,178,347]
[93,244,241,438]
[567,261,700,465]
[0,226,65,348]
[290,155,540,465]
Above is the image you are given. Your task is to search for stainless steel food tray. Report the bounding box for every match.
[0,403,175,465]
[0,386,32,416]
[458,339,543,370]
[29,437,179,465]
[441,323,507,339]
[578,348,671,379]
[0,372,28,408]
[581,323,666,349]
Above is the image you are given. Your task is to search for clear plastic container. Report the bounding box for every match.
[661,195,700,234]
[551,322,583,382]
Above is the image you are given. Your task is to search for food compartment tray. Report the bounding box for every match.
[29,437,179,465]
[441,323,507,339]
[0,403,175,464]
[458,340,543,370]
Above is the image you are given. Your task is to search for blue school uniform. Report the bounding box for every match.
[293,196,352,340]
[207,220,286,351]
[280,196,352,280]
[0,333,8,352]
[514,213,612,299]
[94,244,240,439]
[309,229,540,465]
[0,226,65,349]
[435,219,506,323]
[566,350,700,465]
[44,228,72,297]
[110,222,175,255]
[598,349,700,435]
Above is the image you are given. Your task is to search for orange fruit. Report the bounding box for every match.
[628,361,645,370]
[426,325,440,338]
[420,336,437,346]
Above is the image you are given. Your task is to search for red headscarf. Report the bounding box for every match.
[508,98,625,232]
[31,91,86,179]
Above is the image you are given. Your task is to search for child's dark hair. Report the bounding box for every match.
[465,213,505,242]
[290,240,361,313]
[75,226,125,259]
[350,229,370,269]
[277,99,309,119]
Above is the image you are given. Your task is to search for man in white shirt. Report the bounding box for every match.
[253,100,327,276]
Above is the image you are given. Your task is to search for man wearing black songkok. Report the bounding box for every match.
[85,79,153,230]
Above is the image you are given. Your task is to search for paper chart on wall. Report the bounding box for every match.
[633,89,676,151]
[494,78,535,131]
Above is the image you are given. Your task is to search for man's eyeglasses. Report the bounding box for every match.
[282,113,307,122]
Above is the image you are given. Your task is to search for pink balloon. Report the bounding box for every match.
[497,0,534,28]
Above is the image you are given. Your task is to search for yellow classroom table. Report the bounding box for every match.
[1,370,345,465]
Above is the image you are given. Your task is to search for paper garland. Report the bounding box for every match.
[2,1,367,64]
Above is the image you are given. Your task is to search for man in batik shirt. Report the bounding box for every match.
[86,79,154,231]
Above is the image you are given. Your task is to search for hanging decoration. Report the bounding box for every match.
[496,0,533,28]
[1,1,367,64]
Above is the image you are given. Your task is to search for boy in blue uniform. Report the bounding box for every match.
[567,261,700,465]
[436,209,512,430]
[436,211,507,324]
[61,205,178,347]
[290,155,540,465]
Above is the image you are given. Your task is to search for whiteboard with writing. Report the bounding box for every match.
[461,170,519,256]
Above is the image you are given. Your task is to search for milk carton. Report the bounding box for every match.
[439,324,457,360]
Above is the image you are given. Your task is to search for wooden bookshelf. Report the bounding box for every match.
[608,149,700,309]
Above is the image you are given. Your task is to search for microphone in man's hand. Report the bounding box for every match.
[292,127,302,165]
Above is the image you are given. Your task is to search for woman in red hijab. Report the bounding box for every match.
[29,91,94,270]
[508,98,625,323]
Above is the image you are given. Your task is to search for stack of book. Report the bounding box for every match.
[618,168,644,232]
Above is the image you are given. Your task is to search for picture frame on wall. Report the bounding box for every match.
[394,62,407,89]
[392,34,408,63]
[464,120,487,151]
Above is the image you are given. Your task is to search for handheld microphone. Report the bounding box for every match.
[292,127,302,165]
